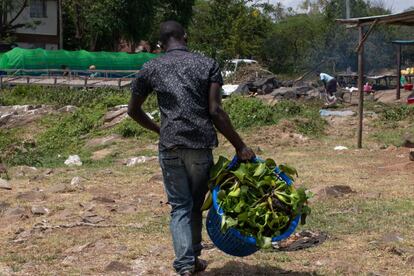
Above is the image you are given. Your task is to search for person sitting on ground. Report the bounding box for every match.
[127,20,255,276]
[317,71,337,104]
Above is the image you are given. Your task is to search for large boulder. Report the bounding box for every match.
[0,105,54,128]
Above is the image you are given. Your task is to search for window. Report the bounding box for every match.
[30,0,47,18]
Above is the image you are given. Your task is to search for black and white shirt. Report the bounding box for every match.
[131,46,224,151]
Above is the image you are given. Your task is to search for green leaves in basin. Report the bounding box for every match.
[207,156,311,249]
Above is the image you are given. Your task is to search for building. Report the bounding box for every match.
[13,0,61,50]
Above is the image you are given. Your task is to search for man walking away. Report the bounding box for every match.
[127,21,255,276]
[318,71,337,104]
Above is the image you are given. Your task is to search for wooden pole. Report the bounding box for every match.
[357,26,365,149]
[58,0,63,49]
[396,44,401,100]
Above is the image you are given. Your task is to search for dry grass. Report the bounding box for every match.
[1,111,414,276]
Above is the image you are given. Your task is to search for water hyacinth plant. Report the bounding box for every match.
[202,156,312,249]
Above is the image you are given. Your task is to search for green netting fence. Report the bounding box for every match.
[0,47,159,71]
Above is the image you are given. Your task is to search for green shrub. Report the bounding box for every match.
[223,96,326,136]
[223,96,276,129]
[381,105,414,122]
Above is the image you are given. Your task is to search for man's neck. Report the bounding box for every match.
[165,42,187,52]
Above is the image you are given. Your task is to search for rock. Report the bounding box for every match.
[105,261,132,272]
[11,166,38,179]
[318,185,355,198]
[125,156,158,167]
[64,242,93,254]
[0,178,11,190]
[315,260,324,266]
[406,255,414,266]
[58,105,77,113]
[410,151,414,162]
[31,206,49,215]
[64,155,82,166]
[16,190,46,202]
[62,255,78,266]
[271,87,297,99]
[50,179,84,193]
[0,201,11,213]
[92,196,115,203]
[102,106,128,128]
[85,134,122,148]
[104,106,128,122]
[114,204,137,214]
[251,76,279,94]
[403,133,414,148]
[49,183,75,193]
[334,146,349,151]
[0,264,12,274]
[91,148,113,161]
[70,177,85,191]
[381,233,404,244]
[82,214,105,224]
[149,174,163,183]
[385,145,397,151]
[4,206,26,217]
[0,105,54,128]
[79,202,95,211]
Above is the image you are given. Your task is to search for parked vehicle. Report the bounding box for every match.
[222,59,257,78]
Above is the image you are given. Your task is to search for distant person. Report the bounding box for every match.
[88,65,99,78]
[127,20,255,276]
[61,65,69,77]
[135,40,151,53]
[152,42,162,54]
[317,71,337,104]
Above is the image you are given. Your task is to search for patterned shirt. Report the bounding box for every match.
[131,46,224,151]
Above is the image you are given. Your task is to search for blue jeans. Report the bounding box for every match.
[159,148,213,275]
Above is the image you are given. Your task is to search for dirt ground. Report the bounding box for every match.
[1,109,414,276]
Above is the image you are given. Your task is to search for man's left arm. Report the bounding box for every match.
[127,72,160,135]
[127,93,160,135]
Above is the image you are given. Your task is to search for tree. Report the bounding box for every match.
[63,0,196,51]
[0,0,37,42]
[188,0,271,62]
[261,14,327,73]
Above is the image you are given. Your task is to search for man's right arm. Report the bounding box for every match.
[208,83,255,161]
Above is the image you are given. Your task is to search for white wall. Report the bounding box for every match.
[14,0,58,36]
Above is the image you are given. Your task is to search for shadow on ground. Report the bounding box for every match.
[201,261,316,276]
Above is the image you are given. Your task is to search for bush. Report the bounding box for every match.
[224,96,326,136]
[223,96,275,129]
[381,105,414,122]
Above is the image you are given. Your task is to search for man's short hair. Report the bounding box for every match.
[159,21,185,46]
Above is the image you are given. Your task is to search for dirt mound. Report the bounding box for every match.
[225,63,274,85]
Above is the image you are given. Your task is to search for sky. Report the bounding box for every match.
[267,0,413,13]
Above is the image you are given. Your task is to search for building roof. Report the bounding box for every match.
[336,10,414,27]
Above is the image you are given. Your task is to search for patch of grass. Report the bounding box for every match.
[370,103,414,146]
[223,96,276,129]
[1,106,107,167]
[224,96,326,136]
[381,105,414,122]
[307,198,414,236]
[0,85,130,108]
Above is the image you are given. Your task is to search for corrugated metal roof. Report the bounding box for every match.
[336,10,414,27]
